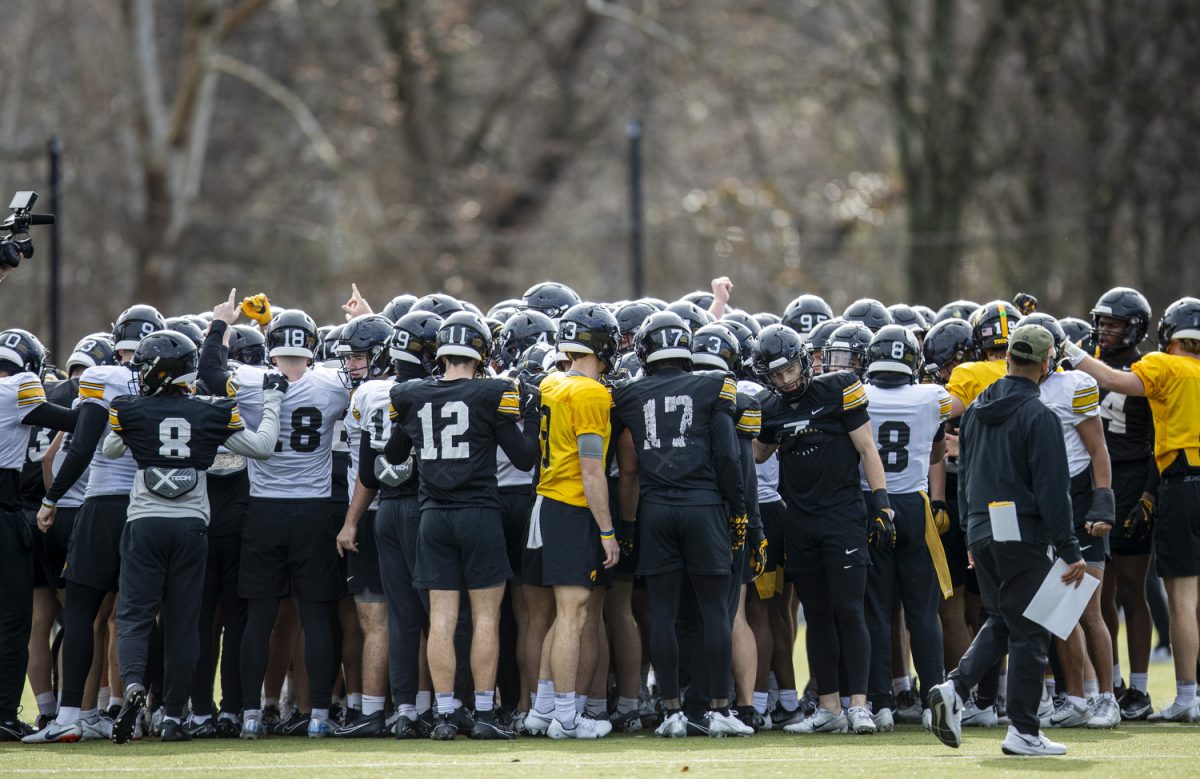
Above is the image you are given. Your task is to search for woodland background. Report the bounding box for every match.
[2,0,1198,344]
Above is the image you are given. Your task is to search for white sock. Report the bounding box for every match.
[1113,663,1123,683]
[311,708,329,721]
[362,694,385,716]
[218,711,238,722]
[36,692,56,716]
[1176,682,1197,706]
[575,695,587,716]
[475,691,495,713]
[243,709,262,721]
[617,696,638,715]
[191,713,212,724]
[56,706,81,726]
[1130,673,1149,693]
[1100,691,1116,702]
[97,687,111,711]
[435,693,456,715]
[80,708,98,723]
[752,691,769,715]
[1084,679,1099,699]
[398,704,417,721]
[779,689,798,711]
[998,673,1007,695]
[1068,695,1087,709]
[347,693,362,711]
[891,676,912,695]
[586,698,606,717]
[263,696,279,709]
[553,693,576,728]
[534,679,555,714]
[415,691,432,714]
[109,696,123,709]
[1045,678,1056,697]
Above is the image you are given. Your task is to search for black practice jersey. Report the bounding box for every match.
[611,368,743,508]
[387,376,527,510]
[109,394,243,470]
[1098,349,1155,465]
[758,369,870,514]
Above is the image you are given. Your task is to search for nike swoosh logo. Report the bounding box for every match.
[1080,545,1091,552]
[845,548,858,555]
[810,407,824,415]
[843,565,853,569]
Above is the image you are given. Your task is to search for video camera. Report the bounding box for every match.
[1,191,56,268]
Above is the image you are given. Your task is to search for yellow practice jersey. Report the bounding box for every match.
[536,371,612,507]
[946,359,1007,409]
[1130,351,1200,473]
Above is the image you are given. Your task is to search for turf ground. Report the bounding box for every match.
[8,627,1197,777]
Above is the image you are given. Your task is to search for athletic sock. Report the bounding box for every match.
[56,706,81,726]
[1044,678,1056,697]
[80,709,98,722]
[311,708,329,722]
[97,687,110,712]
[586,698,606,718]
[475,691,495,713]
[1176,682,1197,706]
[347,693,363,711]
[553,693,576,728]
[263,696,279,709]
[218,711,239,723]
[362,694,385,716]
[1130,673,1149,693]
[575,696,587,716]
[534,679,555,714]
[243,709,262,722]
[998,674,1007,696]
[616,696,638,715]
[191,714,212,724]
[779,688,798,712]
[415,691,432,715]
[1084,679,1099,699]
[35,692,56,716]
[752,691,769,715]
[1113,663,1123,684]
[398,704,417,721]
[435,693,456,715]
[891,676,912,695]
[108,696,123,710]
[1067,695,1087,710]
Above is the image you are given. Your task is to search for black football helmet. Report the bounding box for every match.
[1021,313,1067,367]
[459,301,484,317]
[634,311,693,371]
[717,318,756,374]
[666,300,715,333]
[558,302,620,369]
[753,312,782,329]
[411,293,465,319]
[721,309,762,336]
[640,297,669,312]
[782,294,834,335]
[842,298,893,333]
[513,342,557,378]
[496,310,556,369]
[971,300,1022,352]
[922,318,977,384]
[228,325,267,366]
[691,323,742,373]
[913,305,937,325]
[389,311,443,375]
[164,316,205,348]
[112,304,166,352]
[615,300,657,339]
[1058,317,1091,346]
[866,324,922,382]
[804,317,844,355]
[336,314,394,386]
[1090,287,1151,356]
[131,330,197,396]
[886,303,928,335]
[934,300,981,324]
[65,333,117,373]
[750,324,812,399]
[314,324,339,363]
[823,322,873,377]
[0,328,48,376]
[380,294,418,323]
[1157,297,1200,350]
[488,299,523,319]
[682,289,715,310]
[436,311,493,368]
[268,309,320,360]
[522,281,581,319]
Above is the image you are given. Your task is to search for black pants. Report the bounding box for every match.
[117,516,208,719]
[681,550,744,714]
[646,569,731,703]
[0,509,33,721]
[795,564,870,696]
[190,531,245,715]
[950,538,1052,736]
[375,496,428,705]
[865,492,945,709]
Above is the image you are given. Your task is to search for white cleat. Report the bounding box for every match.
[928,680,963,749]
[1086,696,1120,729]
[706,710,753,737]
[655,711,689,738]
[1001,725,1067,756]
[872,707,894,732]
[783,707,848,734]
[79,716,113,741]
[1146,699,1200,723]
[522,708,553,736]
[21,721,82,744]
[547,716,609,739]
[1047,699,1091,728]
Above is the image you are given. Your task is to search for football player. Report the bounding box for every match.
[384,311,539,740]
[1063,297,1200,722]
[752,324,893,735]
[781,294,834,337]
[104,331,285,743]
[946,300,1023,418]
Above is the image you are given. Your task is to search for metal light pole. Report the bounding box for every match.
[627,118,644,299]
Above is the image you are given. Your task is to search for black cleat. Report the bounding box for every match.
[35,713,57,732]
[684,711,710,737]
[214,716,241,739]
[333,710,386,738]
[469,711,516,740]
[0,718,36,741]
[1120,688,1153,721]
[394,715,423,740]
[273,710,310,736]
[450,707,476,732]
[161,719,192,742]
[260,704,282,729]
[183,718,217,738]
[112,684,147,745]
[430,712,458,741]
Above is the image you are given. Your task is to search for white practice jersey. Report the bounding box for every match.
[1039,370,1100,478]
[230,364,349,499]
[347,380,391,509]
[0,371,46,470]
[859,381,952,494]
[497,370,533,488]
[78,365,138,497]
[738,379,781,504]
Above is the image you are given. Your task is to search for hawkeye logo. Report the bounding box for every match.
[590,570,597,582]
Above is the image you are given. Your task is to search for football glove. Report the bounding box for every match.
[867,508,896,554]
[1085,487,1116,526]
[930,500,951,534]
[728,512,748,552]
[241,293,272,325]
[616,520,637,559]
[748,524,767,579]
[1013,292,1039,316]
[262,372,289,394]
[1121,497,1153,541]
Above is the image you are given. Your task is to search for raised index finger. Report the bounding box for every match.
[228,288,237,306]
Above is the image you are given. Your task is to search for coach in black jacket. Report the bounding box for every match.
[928,324,1086,756]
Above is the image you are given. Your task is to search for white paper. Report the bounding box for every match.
[1023,558,1100,640]
[988,501,1021,542]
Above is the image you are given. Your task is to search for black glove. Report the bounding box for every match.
[930,500,950,534]
[1121,497,1153,541]
[728,513,748,552]
[1013,292,1038,316]
[518,380,541,423]
[616,519,637,559]
[1085,487,1116,526]
[747,523,767,579]
[262,372,289,394]
[868,508,896,553]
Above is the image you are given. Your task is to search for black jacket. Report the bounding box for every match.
[958,374,1081,564]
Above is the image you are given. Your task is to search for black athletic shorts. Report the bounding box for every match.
[31,505,76,589]
[1154,473,1200,578]
[415,505,511,590]
[238,499,344,602]
[499,487,534,579]
[783,501,870,575]
[207,468,249,537]
[638,501,732,577]
[347,509,382,595]
[375,495,421,588]
[531,495,603,589]
[760,500,786,572]
[65,495,129,591]
[1070,470,1108,567]
[1109,460,1153,557]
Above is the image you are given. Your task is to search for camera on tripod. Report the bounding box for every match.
[1,191,56,268]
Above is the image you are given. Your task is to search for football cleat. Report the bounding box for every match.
[1147,699,1200,723]
[393,715,422,740]
[112,684,147,745]
[239,717,266,740]
[1086,697,1120,729]
[79,715,113,741]
[783,707,849,735]
[872,707,894,733]
[260,704,282,728]
[307,717,334,738]
[522,708,553,736]
[21,720,82,744]
[846,706,876,734]
[654,711,688,738]
[610,709,644,733]
[706,710,753,737]
[215,715,241,739]
[894,689,922,724]
[274,710,310,736]
[183,718,218,739]
[1,719,36,741]
[160,719,191,742]
[1001,726,1067,756]
[1047,699,1091,728]
[928,680,963,749]
[333,710,386,738]
[770,704,805,729]
[430,712,458,741]
[922,708,933,732]
[469,711,516,741]
[961,698,999,727]
[548,716,608,739]
[1119,689,1152,721]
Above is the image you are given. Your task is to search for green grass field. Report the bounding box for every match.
[9,627,1197,776]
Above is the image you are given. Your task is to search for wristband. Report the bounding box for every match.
[871,489,891,512]
[40,497,56,509]
[599,528,615,540]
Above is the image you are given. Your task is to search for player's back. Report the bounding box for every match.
[861,381,951,494]
[77,365,138,497]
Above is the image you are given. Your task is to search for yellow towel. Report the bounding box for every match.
[921,491,954,600]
